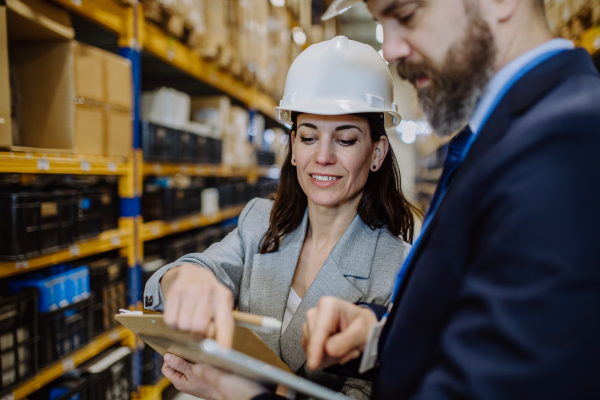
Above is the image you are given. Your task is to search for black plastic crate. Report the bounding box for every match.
[217,183,234,209]
[142,185,186,222]
[83,347,132,400]
[89,258,128,336]
[0,289,38,397]
[141,344,163,385]
[256,150,276,166]
[207,138,222,164]
[40,376,94,400]
[39,297,92,367]
[141,122,181,162]
[99,185,119,232]
[76,188,104,241]
[0,191,77,261]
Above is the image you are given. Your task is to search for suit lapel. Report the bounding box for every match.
[280,215,378,372]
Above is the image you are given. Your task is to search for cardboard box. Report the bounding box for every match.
[73,42,105,102]
[105,109,132,158]
[0,0,75,152]
[75,104,105,156]
[104,51,132,110]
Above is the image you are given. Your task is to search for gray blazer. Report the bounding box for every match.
[144,198,411,399]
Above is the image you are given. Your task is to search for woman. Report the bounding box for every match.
[144,36,422,400]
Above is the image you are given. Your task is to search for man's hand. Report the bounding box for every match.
[302,296,378,370]
[162,353,267,400]
[162,264,234,347]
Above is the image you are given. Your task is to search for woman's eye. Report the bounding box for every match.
[300,137,316,144]
[338,139,357,146]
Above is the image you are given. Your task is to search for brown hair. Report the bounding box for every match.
[259,112,424,254]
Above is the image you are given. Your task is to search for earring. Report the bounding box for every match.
[372,165,376,171]
[293,158,295,163]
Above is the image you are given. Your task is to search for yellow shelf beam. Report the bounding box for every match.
[0,152,131,175]
[50,0,129,36]
[576,25,600,57]
[141,21,278,120]
[141,205,245,242]
[142,163,277,178]
[9,327,132,400]
[135,377,172,400]
[0,228,133,279]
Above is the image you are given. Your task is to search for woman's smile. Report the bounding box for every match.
[309,173,342,188]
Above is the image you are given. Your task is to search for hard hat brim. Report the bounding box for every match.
[276,99,401,130]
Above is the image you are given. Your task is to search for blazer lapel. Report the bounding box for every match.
[280,215,378,372]
[248,209,309,356]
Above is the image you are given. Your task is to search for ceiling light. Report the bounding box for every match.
[376,24,383,43]
[401,121,417,144]
[292,27,307,46]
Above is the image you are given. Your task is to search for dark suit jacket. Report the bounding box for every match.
[255,48,600,400]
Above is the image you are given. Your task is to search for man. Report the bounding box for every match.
[161,0,600,399]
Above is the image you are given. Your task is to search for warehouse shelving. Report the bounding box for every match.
[135,376,171,400]
[575,25,600,57]
[0,228,133,279]
[141,205,245,242]
[8,326,133,400]
[143,162,278,179]
[0,152,131,175]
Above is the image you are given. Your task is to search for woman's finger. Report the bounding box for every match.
[213,288,234,347]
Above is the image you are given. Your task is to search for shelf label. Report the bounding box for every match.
[191,217,200,226]
[71,0,81,5]
[170,222,180,231]
[109,330,119,341]
[15,261,29,270]
[194,166,203,175]
[62,357,75,372]
[594,35,600,51]
[151,227,160,237]
[37,159,50,171]
[110,237,121,247]
[25,153,32,160]
[153,164,162,174]
[207,214,219,224]
[180,165,189,174]
[80,161,91,172]
[107,162,117,172]
[69,245,81,257]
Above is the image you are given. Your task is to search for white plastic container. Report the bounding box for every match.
[201,188,220,216]
[141,87,191,129]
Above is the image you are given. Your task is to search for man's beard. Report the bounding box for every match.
[396,11,496,137]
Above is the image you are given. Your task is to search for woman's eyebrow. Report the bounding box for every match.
[298,123,318,129]
[335,125,363,133]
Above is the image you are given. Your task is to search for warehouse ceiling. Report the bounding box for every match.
[336,2,381,51]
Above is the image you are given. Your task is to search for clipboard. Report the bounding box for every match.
[138,334,350,400]
[115,313,291,372]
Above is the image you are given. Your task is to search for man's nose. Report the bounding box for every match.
[383,24,411,62]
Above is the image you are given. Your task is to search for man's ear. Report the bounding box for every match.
[492,0,521,22]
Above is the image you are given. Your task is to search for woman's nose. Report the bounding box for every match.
[315,141,336,165]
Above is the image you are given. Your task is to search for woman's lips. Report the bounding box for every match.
[309,174,341,188]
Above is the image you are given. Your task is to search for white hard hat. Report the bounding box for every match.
[275,36,401,129]
[321,0,363,21]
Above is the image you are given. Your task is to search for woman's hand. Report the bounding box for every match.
[302,296,378,370]
[162,353,267,400]
[162,264,235,347]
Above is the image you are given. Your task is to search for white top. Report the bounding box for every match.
[281,287,303,334]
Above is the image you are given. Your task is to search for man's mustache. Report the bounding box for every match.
[396,60,437,87]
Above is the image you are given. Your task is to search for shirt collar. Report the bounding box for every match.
[469,38,575,134]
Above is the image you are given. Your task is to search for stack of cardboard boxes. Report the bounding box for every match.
[0,0,132,158]
[545,0,600,39]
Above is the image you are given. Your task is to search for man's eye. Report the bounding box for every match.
[301,137,316,144]
[398,13,414,24]
[338,140,357,146]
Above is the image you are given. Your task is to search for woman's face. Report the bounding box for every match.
[292,113,388,208]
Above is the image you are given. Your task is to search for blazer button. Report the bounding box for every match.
[145,296,153,307]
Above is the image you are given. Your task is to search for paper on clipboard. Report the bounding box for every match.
[115,312,291,372]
